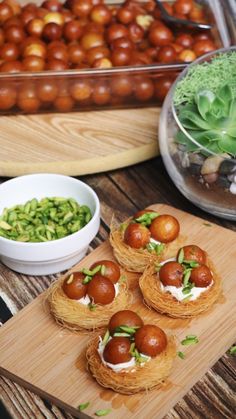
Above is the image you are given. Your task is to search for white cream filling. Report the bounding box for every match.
[160,281,213,301]
[77,294,91,305]
[149,237,161,245]
[98,337,150,373]
[77,282,120,306]
[159,257,175,265]
[158,258,213,301]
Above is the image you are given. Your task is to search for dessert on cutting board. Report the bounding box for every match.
[86,309,176,394]
[139,244,222,318]
[110,208,184,273]
[47,259,131,331]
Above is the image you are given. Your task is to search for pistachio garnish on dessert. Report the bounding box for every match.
[110,208,183,273]
[86,310,176,394]
[139,244,222,318]
[47,260,131,331]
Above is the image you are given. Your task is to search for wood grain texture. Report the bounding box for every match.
[0,108,159,177]
[0,204,235,419]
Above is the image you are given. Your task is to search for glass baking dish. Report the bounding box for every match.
[0,0,234,115]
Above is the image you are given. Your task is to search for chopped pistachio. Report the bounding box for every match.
[181,335,199,345]
[229,345,236,355]
[88,303,96,311]
[113,332,131,338]
[95,409,111,416]
[177,351,185,359]
[119,275,127,283]
[178,248,184,264]
[66,274,74,284]
[118,325,140,334]
[102,330,110,346]
[82,275,92,285]
[130,342,135,354]
[182,293,193,301]
[101,265,106,276]
[78,402,90,411]
[0,220,12,230]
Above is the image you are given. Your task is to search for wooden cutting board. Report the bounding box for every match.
[0,107,159,177]
[0,204,235,419]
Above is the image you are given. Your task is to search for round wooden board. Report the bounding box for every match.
[0,107,160,177]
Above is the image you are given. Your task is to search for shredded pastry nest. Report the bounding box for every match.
[86,335,176,394]
[46,277,131,332]
[109,218,185,273]
[139,258,222,318]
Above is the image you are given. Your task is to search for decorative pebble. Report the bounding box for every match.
[229,182,236,194]
[203,173,218,184]
[219,159,236,175]
[201,155,226,175]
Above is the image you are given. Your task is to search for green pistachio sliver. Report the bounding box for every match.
[46,230,52,240]
[229,345,236,355]
[88,303,96,311]
[62,211,74,224]
[102,330,110,346]
[113,332,131,338]
[30,198,38,211]
[78,402,90,411]
[85,212,92,223]
[146,242,155,252]
[24,202,31,214]
[203,222,212,227]
[186,334,198,339]
[155,263,161,272]
[181,335,199,346]
[183,260,199,268]
[135,212,159,226]
[7,211,17,223]
[136,356,149,364]
[148,212,159,219]
[69,198,78,211]
[100,265,106,276]
[134,348,140,358]
[182,282,194,295]
[0,220,12,230]
[183,284,192,294]
[46,225,55,233]
[16,235,30,242]
[82,268,94,276]
[82,275,92,285]
[178,248,184,264]
[183,269,192,287]
[66,274,74,285]
[95,409,112,416]
[189,261,199,268]
[146,242,165,255]
[182,293,193,301]
[118,325,139,334]
[177,351,185,359]
[130,342,135,354]
[119,222,128,233]
[53,197,67,204]
[156,243,165,255]
[90,265,102,276]
[119,275,126,283]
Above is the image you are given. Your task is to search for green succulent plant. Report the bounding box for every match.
[175,84,236,157]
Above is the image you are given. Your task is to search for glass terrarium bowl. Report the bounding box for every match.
[159,46,236,220]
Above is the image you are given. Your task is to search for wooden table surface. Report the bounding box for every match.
[0,156,235,419]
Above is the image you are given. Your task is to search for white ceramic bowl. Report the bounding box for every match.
[0,174,100,275]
